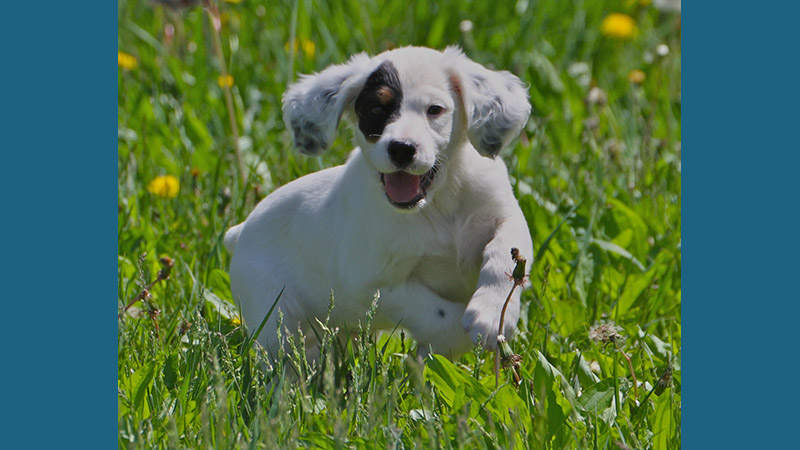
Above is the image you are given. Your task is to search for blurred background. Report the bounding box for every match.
[118,0,680,196]
[118,1,681,448]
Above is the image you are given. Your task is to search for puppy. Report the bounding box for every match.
[225,46,533,359]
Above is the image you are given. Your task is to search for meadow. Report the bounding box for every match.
[118,0,681,448]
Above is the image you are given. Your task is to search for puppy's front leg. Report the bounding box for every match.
[378,282,474,359]
[462,213,533,350]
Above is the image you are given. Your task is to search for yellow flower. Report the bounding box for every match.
[627,70,646,84]
[301,39,316,58]
[223,0,242,3]
[285,38,316,58]
[230,315,242,326]
[147,175,180,198]
[118,51,137,70]
[601,13,637,39]
[217,74,234,88]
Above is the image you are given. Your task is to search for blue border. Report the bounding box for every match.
[2,2,798,449]
[1,3,116,449]
[684,3,799,449]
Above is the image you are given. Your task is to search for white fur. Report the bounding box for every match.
[226,47,533,359]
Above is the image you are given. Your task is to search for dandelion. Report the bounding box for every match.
[601,13,637,39]
[628,69,646,83]
[230,315,242,326]
[589,321,638,399]
[587,86,607,105]
[301,39,316,58]
[118,51,138,70]
[147,175,180,198]
[286,38,316,58]
[164,23,175,45]
[589,321,625,345]
[217,74,234,88]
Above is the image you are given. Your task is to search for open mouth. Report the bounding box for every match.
[379,162,441,209]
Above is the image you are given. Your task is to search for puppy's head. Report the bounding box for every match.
[283,47,530,210]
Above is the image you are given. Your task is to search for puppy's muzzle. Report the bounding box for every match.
[387,139,417,169]
[380,160,440,210]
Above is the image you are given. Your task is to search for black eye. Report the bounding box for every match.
[370,106,384,116]
[427,105,444,116]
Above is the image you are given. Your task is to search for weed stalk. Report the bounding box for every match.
[122,255,174,313]
[496,248,527,387]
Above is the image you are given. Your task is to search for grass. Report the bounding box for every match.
[118,0,681,448]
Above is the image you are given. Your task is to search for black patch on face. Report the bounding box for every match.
[437,309,446,318]
[354,61,402,143]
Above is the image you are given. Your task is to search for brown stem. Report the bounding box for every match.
[122,279,158,312]
[617,342,639,401]
[495,250,527,388]
[122,259,173,313]
[498,282,519,338]
[495,281,519,388]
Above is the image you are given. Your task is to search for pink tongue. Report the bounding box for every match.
[383,172,421,203]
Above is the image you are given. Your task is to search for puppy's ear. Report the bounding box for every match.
[283,53,374,155]
[444,47,531,158]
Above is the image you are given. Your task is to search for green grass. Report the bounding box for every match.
[118,0,681,448]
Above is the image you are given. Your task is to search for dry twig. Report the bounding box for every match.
[121,256,175,338]
[495,248,527,387]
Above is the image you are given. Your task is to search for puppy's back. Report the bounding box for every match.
[224,223,244,253]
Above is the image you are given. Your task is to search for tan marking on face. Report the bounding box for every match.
[376,86,394,104]
[448,73,468,127]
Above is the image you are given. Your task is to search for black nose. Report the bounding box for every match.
[387,140,417,168]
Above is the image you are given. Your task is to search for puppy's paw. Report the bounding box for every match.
[463,314,500,350]
[461,297,518,351]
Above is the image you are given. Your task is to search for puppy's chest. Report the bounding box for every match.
[409,253,479,303]
[383,236,480,304]
[337,211,486,302]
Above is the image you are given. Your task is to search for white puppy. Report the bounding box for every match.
[225,46,532,359]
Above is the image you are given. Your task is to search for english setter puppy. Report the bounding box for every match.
[225,46,532,359]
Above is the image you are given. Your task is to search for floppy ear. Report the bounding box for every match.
[444,47,531,158]
[283,53,374,155]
